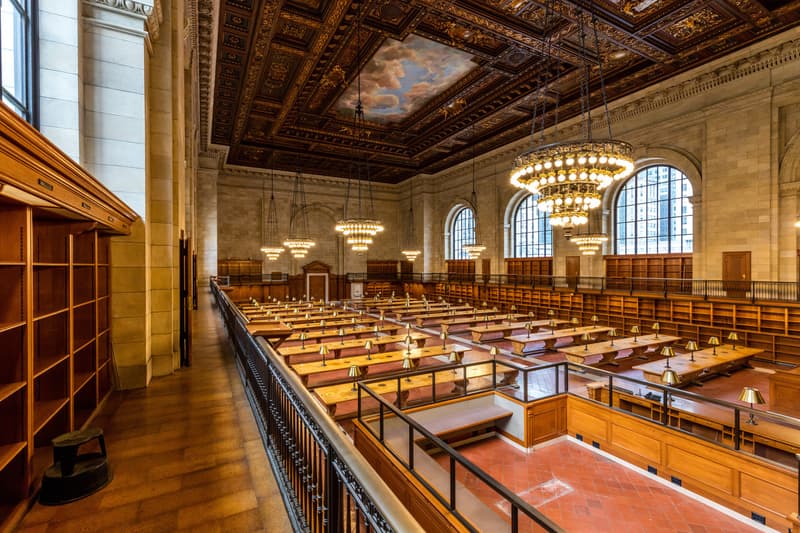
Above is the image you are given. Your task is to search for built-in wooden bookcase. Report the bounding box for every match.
[0,103,138,530]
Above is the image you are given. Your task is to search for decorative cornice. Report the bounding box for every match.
[83,0,152,18]
[220,164,398,193]
[197,0,216,152]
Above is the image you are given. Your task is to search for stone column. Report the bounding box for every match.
[81,0,155,388]
[196,153,219,284]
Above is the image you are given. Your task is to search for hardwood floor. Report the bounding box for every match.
[17,289,292,533]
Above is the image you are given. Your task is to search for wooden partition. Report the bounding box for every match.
[567,396,795,530]
[0,103,137,530]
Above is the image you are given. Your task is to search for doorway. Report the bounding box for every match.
[566,256,580,290]
[722,251,751,298]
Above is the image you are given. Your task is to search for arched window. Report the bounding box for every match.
[1,0,36,124]
[448,206,475,260]
[615,165,693,254]
[512,194,552,257]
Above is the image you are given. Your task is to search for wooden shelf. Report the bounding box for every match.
[0,383,25,404]
[32,307,68,322]
[73,371,94,394]
[0,321,25,334]
[33,353,69,379]
[0,443,25,472]
[33,398,69,434]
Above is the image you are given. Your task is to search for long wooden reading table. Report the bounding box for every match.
[415,308,506,327]
[389,304,472,321]
[278,332,429,363]
[440,315,531,334]
[559,334,681,365]
[291,344,469,386]
[506,326,612,355]
[284,323,401,344]
[633,344,761,386]
[313,362,517,418]
[245,322,294,348]
[469,319,566,343]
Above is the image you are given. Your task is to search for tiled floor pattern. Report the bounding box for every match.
[436,438,768,533]
[17,290,292,533]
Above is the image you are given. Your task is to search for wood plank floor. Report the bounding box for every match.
[17,289,292,533]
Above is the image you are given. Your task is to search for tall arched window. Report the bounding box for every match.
[448,206,475,260]
[615,165,693,254]
[1,0,36,124]
[512,194,552,257]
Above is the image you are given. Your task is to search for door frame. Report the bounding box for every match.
[306,272,329,302]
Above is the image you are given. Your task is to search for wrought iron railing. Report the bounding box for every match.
[357,359,800,528]
[212,281,421,532]
[347,273,800,303]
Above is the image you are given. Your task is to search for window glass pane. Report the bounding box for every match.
[510,194,552,258]
[615,165,693,254]
[449,207,475,260]
[0,0,31,123]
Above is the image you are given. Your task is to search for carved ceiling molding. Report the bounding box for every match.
[197,0,217,151]
[220,165,399,193]
[229,0,285,145]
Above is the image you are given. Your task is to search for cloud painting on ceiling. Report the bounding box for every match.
[335,34,475,122]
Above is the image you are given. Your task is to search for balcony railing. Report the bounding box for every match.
[347,273,800,303]
[211,281,421,532]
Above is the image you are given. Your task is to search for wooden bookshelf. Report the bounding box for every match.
[505,258,552,280]
[0,103,137,530]
[605,254,692,290]
[217,259,262,284]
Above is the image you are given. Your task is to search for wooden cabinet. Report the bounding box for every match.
[0,103,137,530]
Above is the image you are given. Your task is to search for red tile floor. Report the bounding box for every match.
[434,438,768,533]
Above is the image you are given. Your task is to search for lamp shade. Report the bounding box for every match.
[728,331,739,342]
[448,351,463,364]
[607,328,617,338]
[364,340,373,350]
[489,346,499,358]
[319,345,329,356]
[661,368,680,386]
[347,365,363,379]
[685,340,698,351]
[738,387,765,405]
[591,315,599,324]
[708,336,720,346]
[402,357,416,370]
[630,325,640,334]
[652,322,660,331]
[660,345,675,357]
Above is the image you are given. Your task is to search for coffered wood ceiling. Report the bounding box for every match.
[210,0,800,183]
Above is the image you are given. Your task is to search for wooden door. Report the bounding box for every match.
[722,251,751,298]
[566,256,580,290]
[482,258,491,283]
[308,274,326,302]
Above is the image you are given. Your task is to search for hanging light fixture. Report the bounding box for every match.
[335,4,384,252]
[571,217,608,255]
[401,178,421,262]
[462,125,486,260]
[260,164,284,261]
[284,89,316,259]
[509,3,633,228]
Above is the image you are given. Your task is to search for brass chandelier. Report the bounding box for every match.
[284,163,315,259]
[260,166,284,261]
[462,126,485,260]
[401,178,421,262]
[334,5,383,252]
[509,5,633,227]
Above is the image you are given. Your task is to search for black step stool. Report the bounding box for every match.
[39,427,111,505]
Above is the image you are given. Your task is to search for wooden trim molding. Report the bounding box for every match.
[0,103,138,234]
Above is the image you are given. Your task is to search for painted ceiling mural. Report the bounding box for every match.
[335,34,476,122]
[209,0,800,183]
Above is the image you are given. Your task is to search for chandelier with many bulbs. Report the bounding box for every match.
[509,4,634,227]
